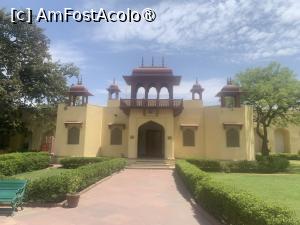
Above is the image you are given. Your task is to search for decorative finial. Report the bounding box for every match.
[227,77,232,85]
[196,78,198,84]
[162,56,165,67]
[113,78,116,84]
[78,75,82,85]
[141,56,144,67]
[152,56,154,67]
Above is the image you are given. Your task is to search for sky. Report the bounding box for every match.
[2,0,300,105]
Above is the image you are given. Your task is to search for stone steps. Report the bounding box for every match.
[126,159,175,170]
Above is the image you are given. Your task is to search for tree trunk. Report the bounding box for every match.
[261,125,269,156]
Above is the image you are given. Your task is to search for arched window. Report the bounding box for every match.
[136,87,146,99]
[183,129,195,147]
[226,128,240,147]
[193,92,200,100]
[148,87,157,99]
[159,87,169,99]
[111,127,122,145]
[68,127,80,144]
[274,129,290,153]
[224,96,235,108]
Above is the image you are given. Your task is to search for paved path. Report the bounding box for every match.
[0,169,219,225]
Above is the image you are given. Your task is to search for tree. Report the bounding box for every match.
[235,62,300,156]
[0,9,79,137]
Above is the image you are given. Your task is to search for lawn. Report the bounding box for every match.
[210,160,300,219]
[13,167,68,180]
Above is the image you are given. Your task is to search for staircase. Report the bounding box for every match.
[126,159,175,170]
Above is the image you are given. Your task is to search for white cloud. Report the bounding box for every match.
[49,41,86,66]
[90,0,300,60]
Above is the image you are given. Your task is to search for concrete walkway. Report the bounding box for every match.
[0,169,219,225]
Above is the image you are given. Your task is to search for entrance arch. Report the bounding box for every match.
[138,121,164,158]
[274,129,290,153]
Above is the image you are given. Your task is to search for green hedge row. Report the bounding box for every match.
[24,158,127,203]
[60,157,110,169]
[176,160,298,225]
[0,152,50,176]
[187,155,289,173]
[270,153,300,160]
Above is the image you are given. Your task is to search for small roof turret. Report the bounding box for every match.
[69,78,93,96]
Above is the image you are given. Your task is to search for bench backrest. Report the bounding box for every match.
[0,180,27,190]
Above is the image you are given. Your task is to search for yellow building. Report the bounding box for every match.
[53,65,300,161]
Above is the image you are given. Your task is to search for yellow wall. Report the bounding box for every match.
[99,100,128,157]
[174,100,205,158]
[54,104,89,157]
[203,105,255,160]
[53,99,300,161]
[83,105,103,157]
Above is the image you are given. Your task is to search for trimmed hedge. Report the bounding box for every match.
[0,152,50,176]
[271,153,300,161]
[187,155,289,173]
[24,158,127,203]
[60,157,110,169]
[176,160,299,225]
[186,159,223,172]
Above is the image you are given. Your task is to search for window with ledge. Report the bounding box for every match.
[226,128,240,147]
[110,127,122,145]
[224,96,235,108]
[182,128,195,147]
[67,127,80,144]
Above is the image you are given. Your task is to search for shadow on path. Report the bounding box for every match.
[172,170,220,225]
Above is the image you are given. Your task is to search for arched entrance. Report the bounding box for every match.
[138,121,164,158]
[274,129,290,153]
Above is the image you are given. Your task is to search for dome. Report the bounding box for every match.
[69,84,93,96]
[190,79,204,92]
[132,67,173,76]
[216,78,242,97]
[220,84,240,92]
[107,79,121,92]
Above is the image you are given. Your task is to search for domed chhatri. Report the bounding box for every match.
[107,78,121,100]
[216,78,243,107]
[68,78,93,106]
[190,78,204,100]
[218,78,241,93]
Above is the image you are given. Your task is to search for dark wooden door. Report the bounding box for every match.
[145,130,162,157]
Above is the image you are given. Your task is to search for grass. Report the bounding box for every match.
[210,160,300,219]
[13,167,69,180]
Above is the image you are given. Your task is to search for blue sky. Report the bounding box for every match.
[2,0,300,105]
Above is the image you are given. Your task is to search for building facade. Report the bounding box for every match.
[53,65,300,160]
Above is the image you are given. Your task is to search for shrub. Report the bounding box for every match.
[24,158,127,203]
[176,160,209,193]
[186,159,223,172]
[0,152,50,176]
[271,153,300,160]
[60,157,110,169]
[188,155,289,173]
[176,160,299,225]
[256,155,290,173]
[226,160,258,173]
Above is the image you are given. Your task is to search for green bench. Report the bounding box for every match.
[0,179,27,213]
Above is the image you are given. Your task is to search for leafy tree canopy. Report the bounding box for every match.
[0,9,79,136]
[235,62,300,155]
